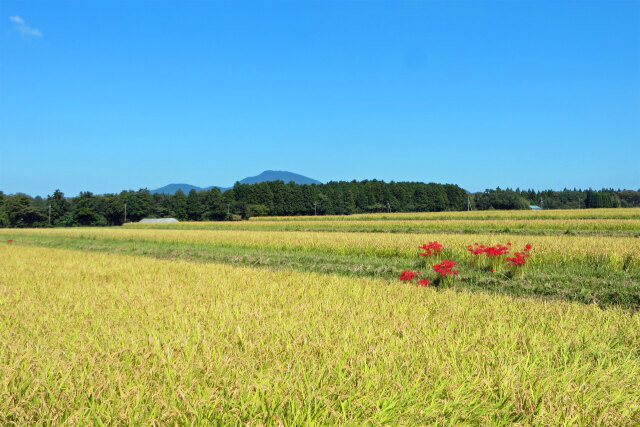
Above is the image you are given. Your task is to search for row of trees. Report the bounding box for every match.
[476,188,638,210]
[1,181,638,228]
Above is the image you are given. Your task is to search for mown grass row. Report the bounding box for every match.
[1,245,639,424]
[3,233,640,310]
[247,207,640,221]
[4,228,639,271]
[125,218,640,236]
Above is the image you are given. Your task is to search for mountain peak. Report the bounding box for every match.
[151,171,321,195]
[238,170,321,186]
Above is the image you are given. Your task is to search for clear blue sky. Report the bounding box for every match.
[1,1,639,197]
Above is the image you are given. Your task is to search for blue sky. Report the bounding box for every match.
[1,1,638,197]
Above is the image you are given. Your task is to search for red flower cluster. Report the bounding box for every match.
[398,241,533,288]
[399,270,430,287]
[399,270,419,281]
[506,244,533,266]
[418,241,443,256]
[432,260,458,277]
[7,239,13,243]
[467,243,510,257]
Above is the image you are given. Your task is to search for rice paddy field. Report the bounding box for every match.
[1,208,640,424]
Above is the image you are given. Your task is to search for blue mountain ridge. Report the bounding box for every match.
[150,170,322,195]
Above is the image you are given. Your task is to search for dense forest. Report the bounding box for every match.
[1,180,638,227]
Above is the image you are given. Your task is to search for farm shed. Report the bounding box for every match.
[529,205,542,210]
[139,218,179,223]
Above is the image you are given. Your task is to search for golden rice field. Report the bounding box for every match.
[247,207,640,221]
[1,245,639,424]
[126,208,640,237]
[127,218,640,236]
[2,209,640,424]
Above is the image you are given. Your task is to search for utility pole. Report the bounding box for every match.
[48,204,51,226]
[467,196,471,211]
[314,202,317,216]
[227,203,231,220]
[124,202,127,223]
[387,202,391,213]
[540,198,543,209]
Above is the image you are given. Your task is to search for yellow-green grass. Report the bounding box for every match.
[4,227,640,270]
[248,207,640,221]
[1,245,639,424]
[126,218,640,236]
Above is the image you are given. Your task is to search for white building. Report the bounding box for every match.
[139,218,179,223]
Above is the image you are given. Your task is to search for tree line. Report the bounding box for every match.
[473,188,639,210]
[1,180,638,227]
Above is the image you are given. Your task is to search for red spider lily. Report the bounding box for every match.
[506,252,529,266]
[506,244,532,267]
[432,260,459,277]
[417,279,430,287]
[491,268,495,273]
[7,239,13,243]
[467,243,510,257]
[484,245,510,257]
[399,270,419,281]
[467,243,487,255]
[418,241,443,256]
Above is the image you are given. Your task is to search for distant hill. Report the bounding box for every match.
[237,170,322,186]
[150,171,321,195]
[150,183,227,195]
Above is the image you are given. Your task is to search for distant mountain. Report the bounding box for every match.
[237,170,322,186]
[150,183,227,195]
[150,171,321,195]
